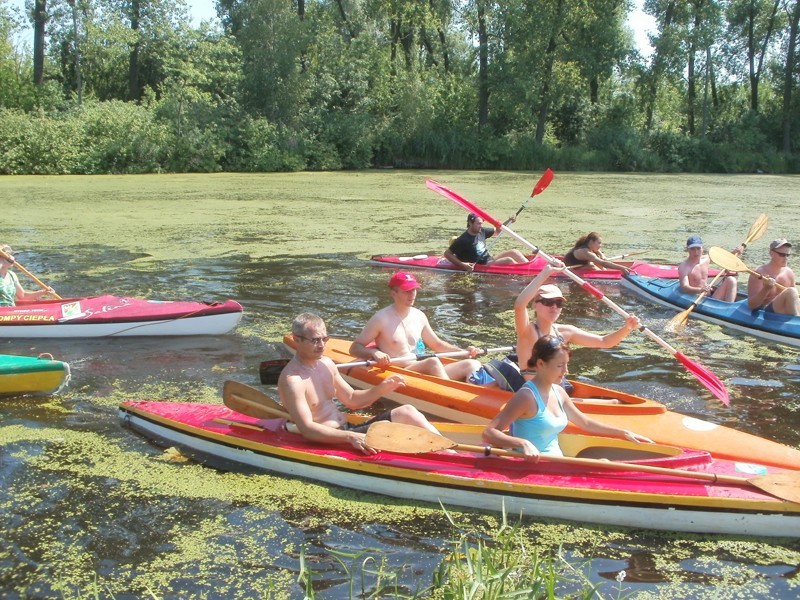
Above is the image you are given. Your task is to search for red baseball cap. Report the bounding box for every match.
[388,271,421,291]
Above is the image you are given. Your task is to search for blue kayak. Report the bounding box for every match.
[622,274,800,348]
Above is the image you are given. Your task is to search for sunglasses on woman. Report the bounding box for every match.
[536,298,564,308]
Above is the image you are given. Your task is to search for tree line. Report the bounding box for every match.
[1,0,799,174]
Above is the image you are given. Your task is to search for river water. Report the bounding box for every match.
[1,172,799,598]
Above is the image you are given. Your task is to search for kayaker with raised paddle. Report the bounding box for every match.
[0,245,56,306]
[279,312,446,455]
[350,271,491,383]
[747,239,800,315]
[482,335,653,462]
[488,261,640,392]
[443,212,529,272]
[677,235,740,302]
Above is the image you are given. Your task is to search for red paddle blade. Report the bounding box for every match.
[531,168,554,196]
[426,179,503,228]
[675,352,730,406]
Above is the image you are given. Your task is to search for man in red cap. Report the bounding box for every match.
[350,271,486,381]
[748,239,799,314]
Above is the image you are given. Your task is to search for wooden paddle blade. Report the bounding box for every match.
[708,246,749,273]
[745,213,769,245]
[222,380,291,419]
[426,179,503,229]
[365,421,457,453]
[674,352,730,406]
[751,472,800,505]
[664,308,692,333]
[259,359,290,385]
[531,168,554,196]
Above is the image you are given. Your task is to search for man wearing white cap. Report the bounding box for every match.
[350,271,485,381]
[677,235,739,302]
[747,239,799,315]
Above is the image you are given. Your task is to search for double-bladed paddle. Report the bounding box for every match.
[0,248,62,300]
[708,246,792,290]
[364,421,800,504]
[485,169,554,252]
[665,214,769,333]
[426,178,730,405]
[259,345,513,385]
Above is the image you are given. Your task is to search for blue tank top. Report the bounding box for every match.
[509,381,568,455]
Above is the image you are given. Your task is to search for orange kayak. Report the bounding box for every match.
[282,335,800,470]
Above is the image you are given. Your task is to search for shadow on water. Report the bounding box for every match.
[2,172,800,598]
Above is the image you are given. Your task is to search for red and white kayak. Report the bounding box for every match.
[370,253,705,279]
[119,400,800,537]
[0,295,243,337]
[282,336,800,471]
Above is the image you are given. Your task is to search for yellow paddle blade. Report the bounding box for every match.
[664,308,692,333]
[222,380,290,420]
[751,472,800,505]
[365,421,457,453]
[744,213,769,245]
[708,246,749,272]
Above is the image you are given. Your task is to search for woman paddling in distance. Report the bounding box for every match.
[490,261,640,393]
[0,245,56,306]
[564,232,631,273]
[482,336,653,460]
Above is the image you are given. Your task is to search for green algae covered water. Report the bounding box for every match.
[1,172,799,598]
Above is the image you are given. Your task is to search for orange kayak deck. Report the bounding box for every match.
[282,335,800,471]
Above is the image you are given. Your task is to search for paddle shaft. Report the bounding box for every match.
[365,422,800,502]
[486,169,554,251]
[308,345,510,371]
[0,249,61,299]
[448,441,750,485]
[427,178,729,405]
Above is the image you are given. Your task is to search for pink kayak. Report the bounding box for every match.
[370,253,707,279]
[0,295,243,337]
[119,400,800,537]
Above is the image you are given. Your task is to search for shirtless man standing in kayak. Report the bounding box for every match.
[747,239,800,315]
[350,271,486,382]
[279,312,444,455]
[444,213,528,272]
[677,235,740,302]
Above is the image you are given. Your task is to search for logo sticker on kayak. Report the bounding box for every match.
[680,416,719,432]
[61,301,84,321]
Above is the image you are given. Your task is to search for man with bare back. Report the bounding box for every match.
[278,312,444,454]
[350,271,485,382]
[748,239,800,315]
[677,235,739,302]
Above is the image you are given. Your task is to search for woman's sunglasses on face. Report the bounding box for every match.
[536,298,564,308]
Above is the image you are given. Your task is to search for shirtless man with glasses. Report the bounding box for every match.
[279,312,445,454]
[747,239,799,315]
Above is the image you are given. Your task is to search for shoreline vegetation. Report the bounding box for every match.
[2,1,799,175]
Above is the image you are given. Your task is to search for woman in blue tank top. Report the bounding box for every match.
[482,336,652,460]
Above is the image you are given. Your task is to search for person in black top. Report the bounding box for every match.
[444,213,528,272]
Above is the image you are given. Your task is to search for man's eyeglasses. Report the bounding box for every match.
[772,249,791,258]
[297,335,329,345]
[536,298,565,308]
